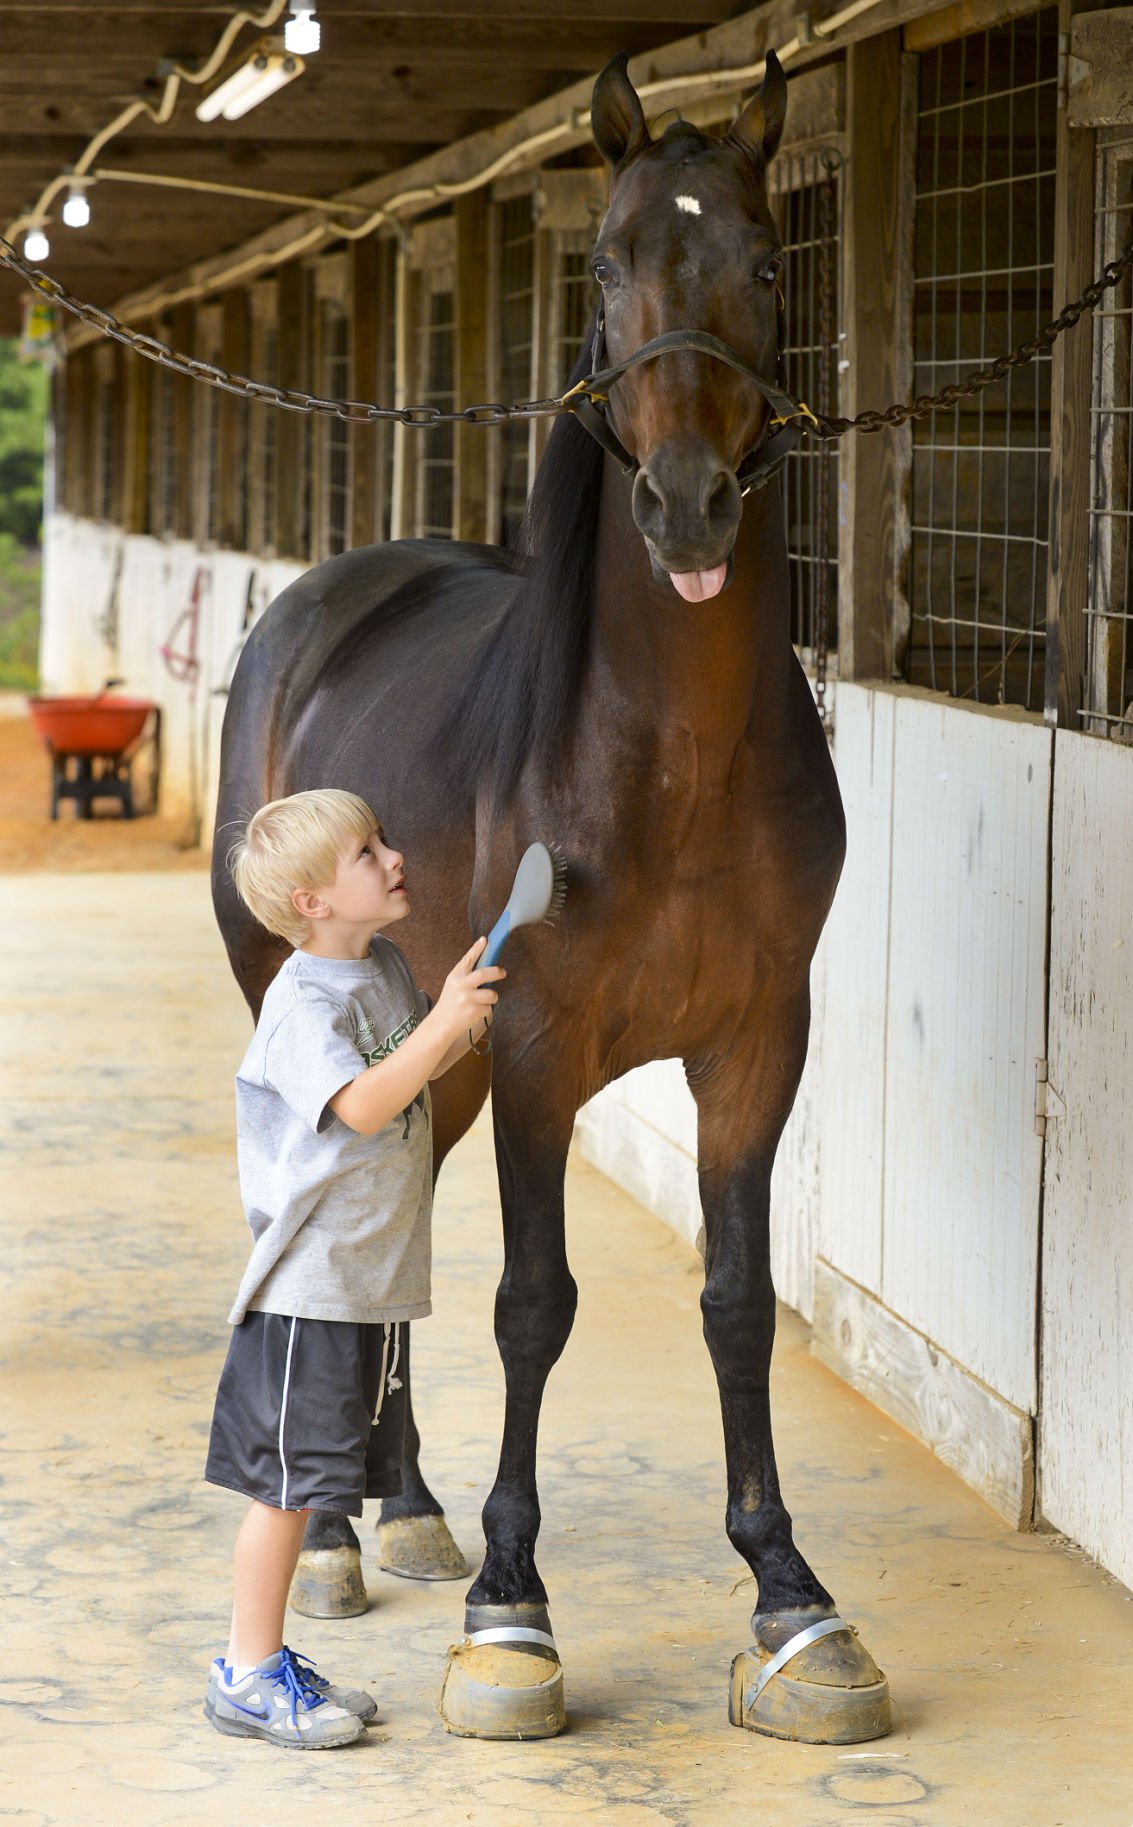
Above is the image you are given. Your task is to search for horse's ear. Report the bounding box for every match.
[726,49,788,169]
[591,53,651,170]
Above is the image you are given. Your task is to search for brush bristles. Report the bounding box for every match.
[543,844,568,925]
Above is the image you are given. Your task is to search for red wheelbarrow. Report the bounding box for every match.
[27,683,160,819]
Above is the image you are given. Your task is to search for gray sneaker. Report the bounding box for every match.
[204,1648,364,1748]
[281,1645,378,1722]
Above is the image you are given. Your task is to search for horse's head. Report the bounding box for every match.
[589,53,787,602]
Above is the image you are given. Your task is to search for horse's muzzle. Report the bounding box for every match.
[631,446,742,581]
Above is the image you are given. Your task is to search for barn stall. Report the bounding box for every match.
[2,0,1130,1607]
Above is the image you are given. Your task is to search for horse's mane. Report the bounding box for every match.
[439,331,605,803]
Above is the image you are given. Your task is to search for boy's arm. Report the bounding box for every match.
[329,939,503,1135]
[329,1012,460,1135]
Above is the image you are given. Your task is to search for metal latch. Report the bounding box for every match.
[1034,1059,1067,1138]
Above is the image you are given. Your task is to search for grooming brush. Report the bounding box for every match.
[482,843,567,968]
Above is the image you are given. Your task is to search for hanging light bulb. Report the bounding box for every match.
[284,2,320,54]
[62,184,91,229]
[24,227,50,262]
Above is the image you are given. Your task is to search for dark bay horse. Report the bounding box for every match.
[211,52,890,1743]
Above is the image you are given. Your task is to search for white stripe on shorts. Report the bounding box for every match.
[278,1316,299,1508]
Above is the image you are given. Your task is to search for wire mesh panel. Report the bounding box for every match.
[415,263,455,538]
[1085,135,1133,742]
[769,150,842,661]
[550,228,596,390]
[195,309,222,546]
[148,331,179,537]
[908,8,1059,708]
[319,299,351,559]
[496,194,536,547]
[94,361,116,524]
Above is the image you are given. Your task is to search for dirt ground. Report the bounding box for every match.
[0,692,208,872]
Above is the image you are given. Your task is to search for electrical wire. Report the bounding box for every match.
[18,0,891,331]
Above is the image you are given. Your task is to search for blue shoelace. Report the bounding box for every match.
[269,1647,330,1728]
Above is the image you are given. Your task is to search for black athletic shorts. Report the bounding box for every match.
[204,1312,407,1515]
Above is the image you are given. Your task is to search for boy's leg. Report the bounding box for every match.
[228,1501,309,1669]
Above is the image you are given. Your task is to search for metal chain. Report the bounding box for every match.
[3,223,1132,437]
[811,234,1133,440]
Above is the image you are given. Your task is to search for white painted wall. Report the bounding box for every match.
[39,512,304,841]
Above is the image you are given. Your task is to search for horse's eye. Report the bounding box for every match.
[592,258,614,287]
[757,254,783,287]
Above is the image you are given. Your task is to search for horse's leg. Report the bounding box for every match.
[292,1058,491,1614]
[689,991,892,1745]
[438,1069,577,1740]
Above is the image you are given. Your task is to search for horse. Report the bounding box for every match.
[210,50,891,1744]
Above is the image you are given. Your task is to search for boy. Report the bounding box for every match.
[203,788,504,1749]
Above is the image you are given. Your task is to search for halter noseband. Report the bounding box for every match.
[561,312,818,496]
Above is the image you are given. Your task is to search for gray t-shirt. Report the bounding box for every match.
[227,936,433,1327]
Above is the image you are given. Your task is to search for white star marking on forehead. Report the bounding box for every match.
[675,194,702,215]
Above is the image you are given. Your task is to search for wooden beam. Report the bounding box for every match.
[454,192,489,542]
[839,29,912,682]
[1045,0,1099,729]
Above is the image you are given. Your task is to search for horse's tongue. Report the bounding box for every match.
[669,566,727,603]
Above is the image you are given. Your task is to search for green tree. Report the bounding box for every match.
[0,335,47,687]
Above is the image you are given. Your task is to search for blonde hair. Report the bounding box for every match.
[227,789,378,946]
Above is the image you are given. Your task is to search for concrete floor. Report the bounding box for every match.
[2,869,1132,1827]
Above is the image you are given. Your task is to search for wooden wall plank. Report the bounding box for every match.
[813,1259,1035,1527]
[1040,732,1133,1587]
[881,693,1050,1412]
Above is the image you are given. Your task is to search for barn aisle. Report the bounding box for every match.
[1,869,1130,1827]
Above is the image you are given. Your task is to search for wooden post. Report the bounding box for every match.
[217,289,249,551]
[454,192,490,542]
[275,261,308,561]
[351,235,381,550]
[840,29,913,682]
[1044,0,1100,729]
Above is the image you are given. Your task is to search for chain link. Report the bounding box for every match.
[3,223,1132,438]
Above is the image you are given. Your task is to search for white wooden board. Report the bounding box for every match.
[817,682,896,1294]
[1039,732,1133,1588]
[881,694,1050,1413]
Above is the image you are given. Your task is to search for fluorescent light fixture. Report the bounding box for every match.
[24,227,50,261]
[62,185,91,228]
[195,48,304,124]
[284,3,320,54]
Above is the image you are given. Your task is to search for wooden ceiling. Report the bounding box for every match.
[0,0,754,333]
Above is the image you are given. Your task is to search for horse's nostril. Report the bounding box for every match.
[706,469,739,523]
[632,469,668,533]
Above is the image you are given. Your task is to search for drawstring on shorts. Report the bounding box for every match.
[373,1320,402,1423]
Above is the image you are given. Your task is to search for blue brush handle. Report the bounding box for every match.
[482,909,512,969]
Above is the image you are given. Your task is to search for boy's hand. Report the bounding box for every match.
[435,936,505,1040]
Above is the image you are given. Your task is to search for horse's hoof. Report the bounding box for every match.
[289,1546,369,1618]
[377,1512,468,1581]
[729,1608,891,1744]
[438,1603,565,1741]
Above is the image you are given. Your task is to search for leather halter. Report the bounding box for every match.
[561,310,819,496]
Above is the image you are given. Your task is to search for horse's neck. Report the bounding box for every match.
[589,460,793,754]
